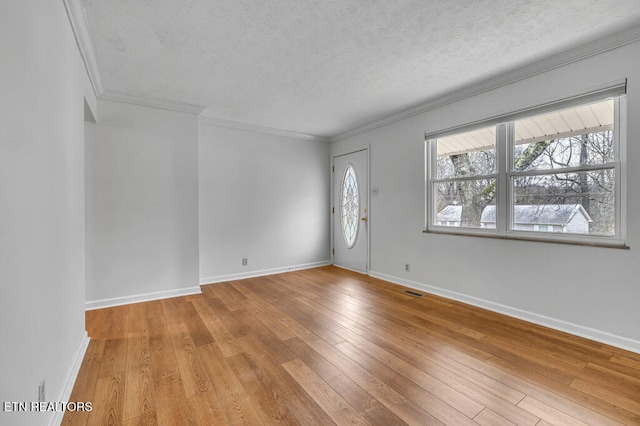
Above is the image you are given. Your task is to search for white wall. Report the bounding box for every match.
[332,40,640,352]
[85,100,200,306]
[0,1,91,424]
[199,124,330,283]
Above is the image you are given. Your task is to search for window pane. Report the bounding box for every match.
[512,170,615,236]
[434,178,496,229]
[513,100,614,171]
[435,125,496,179]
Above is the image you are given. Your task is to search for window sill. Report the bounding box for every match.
[423,228,629,249]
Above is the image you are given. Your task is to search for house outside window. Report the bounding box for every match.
[425,88,626,247]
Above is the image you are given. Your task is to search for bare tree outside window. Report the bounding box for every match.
[513,130,616,235]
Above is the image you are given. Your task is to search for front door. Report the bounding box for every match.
[333,149,368,273]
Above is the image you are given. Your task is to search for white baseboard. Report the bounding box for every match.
[48,331,90,426]
[332,264,368,275]
[85,286,202,311]
[200,260,332,285]
[369,271,640,355]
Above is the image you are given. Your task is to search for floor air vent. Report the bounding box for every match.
[403,290,424,297]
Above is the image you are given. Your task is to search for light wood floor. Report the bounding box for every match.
[63,266,640,425]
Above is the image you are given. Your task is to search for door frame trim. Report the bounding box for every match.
[331,145,370,274]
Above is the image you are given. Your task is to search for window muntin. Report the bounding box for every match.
[427,97,624,245]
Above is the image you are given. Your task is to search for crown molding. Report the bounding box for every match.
[198,114,331,143]
[62,0,104,96]
[332,22,640,143]
[100,90,206,115]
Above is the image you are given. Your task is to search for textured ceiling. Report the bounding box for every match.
[83,0,640,137]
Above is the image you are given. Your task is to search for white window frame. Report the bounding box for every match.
[425,85,627,248]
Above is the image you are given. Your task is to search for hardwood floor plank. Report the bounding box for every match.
[123,414,158,426]
[88,305,130,339]
[288,298,346,332]
[156,406,197,426]
[267,273,327,301]
[92,373,125,426]
[209,281,250,311]
[361,404,409,426]
[592,356,640,381]
[285,335,407,425]
[481,335,580,385]
[237,334,336,425]
[97,337,128,378]
[285,335,406,409]
[168,323,211,397]
[277,300,346,346]
[123,331,156,422]
[611,354,640,371]
[430,300,614,364]
[347,323,539,425]
[387,400,445,426]
[581,362,640,400]
[570,377,640,417]
[225,352,298,425]
[159,297,183,324]
[239,297,337,353]
[190,295,242,358]
[197,344,262,424]
[323,287,496,362]
[517,396,589,426]
[229,281,298,341]
[63,267,640,425]
[335,340,478,426]
[440,346,629,425]
[146,314,187,420]
[127,302,150,334]
[282,358,371,425]
[486,355,636,425]
[473,408,519,426]
[144,299,165,320]
[180,298,215,347]
[363,322,527,406]
[237,333,298,367]
[295,295,375,330]
[196,342,264,425]
[184,391,226,425]
[334,327,484,419]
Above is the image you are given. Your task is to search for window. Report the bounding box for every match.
[426,92,626,247]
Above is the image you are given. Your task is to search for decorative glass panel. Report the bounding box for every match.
[341,165,359,248]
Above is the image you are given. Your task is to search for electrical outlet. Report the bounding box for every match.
[38,380,45,403]
[242,257,248,266]
[405,263,410,272]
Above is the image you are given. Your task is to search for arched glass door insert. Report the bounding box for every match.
[340,164,360,248]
